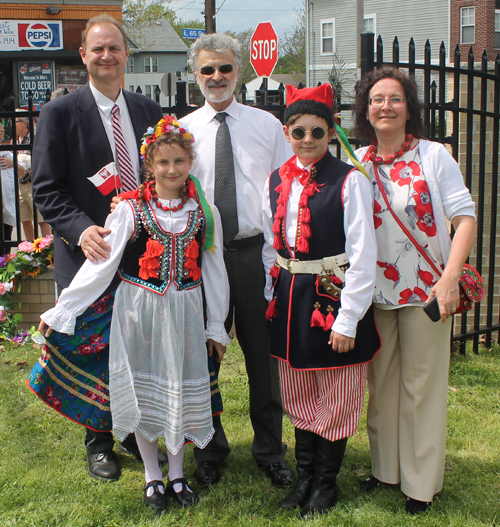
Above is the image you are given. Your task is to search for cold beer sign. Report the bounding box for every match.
[250,22,278,77]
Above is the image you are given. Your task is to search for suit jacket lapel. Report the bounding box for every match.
[77,84,114,173]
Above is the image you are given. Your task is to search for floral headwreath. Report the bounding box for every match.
[140,116,195,160]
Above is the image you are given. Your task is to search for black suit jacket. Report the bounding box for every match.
[32,84,163,287]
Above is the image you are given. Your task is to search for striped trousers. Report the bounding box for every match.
[279,360,367,441]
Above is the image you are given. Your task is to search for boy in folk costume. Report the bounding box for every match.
[262,84,380,518]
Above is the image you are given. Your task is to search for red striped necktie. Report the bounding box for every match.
[111,104,136,192]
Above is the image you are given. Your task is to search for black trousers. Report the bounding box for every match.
[194,238,286,465]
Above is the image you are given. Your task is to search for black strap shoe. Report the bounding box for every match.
[166,478,199,508]
[143,480,167,513]
[258,461,294,488]
[406,497,432,514]
[360,476,381,492]
[87,450,121,482]
[194,460,220,486]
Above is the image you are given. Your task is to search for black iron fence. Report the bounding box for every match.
[3,34,498,351]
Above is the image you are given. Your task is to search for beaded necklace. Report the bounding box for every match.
[367,133,413,165]
[150,186,185,212]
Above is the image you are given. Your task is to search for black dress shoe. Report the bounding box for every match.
[143,480,167,513]
[194,460,220,486]
[406,497,432,514]
[360,476,381,492]
[258,461,294,488]
[118,442,168,467]
[87,450,121,482]
[166,478,199,508]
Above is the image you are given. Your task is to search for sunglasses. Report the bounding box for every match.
[290,127,327,140]
[199,64,234,76]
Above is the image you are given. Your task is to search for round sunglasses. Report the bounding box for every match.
[290,126,327,140]
[199,64,234,76]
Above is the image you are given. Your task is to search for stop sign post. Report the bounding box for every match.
[250,22,278,78]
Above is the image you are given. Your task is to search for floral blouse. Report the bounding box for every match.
[369,146,444,308]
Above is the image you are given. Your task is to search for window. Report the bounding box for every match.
[496,10,500,48]
[320,19,335,55]
[144,57,158,73]
[364,14,376,35]
[461,6,475,44]
[145,85,160,100]
[129,85,134,92]
[127,57,134,73]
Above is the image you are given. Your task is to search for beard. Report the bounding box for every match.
[199,77,237,104]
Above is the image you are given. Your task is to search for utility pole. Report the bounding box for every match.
[205,0,216,34]
[356,0,364,70]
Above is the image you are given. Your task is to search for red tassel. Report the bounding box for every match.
[270,264,280,278]
[185,239,199,259]
[144,238,164,258]
[275,183,283,194]
[300,207,311,223]
[185,258,197,270]
[265,298,278,320]
[310,303,325,328]
[298,193,308,208]
[301,222,312,238]
[191,267,202,281]
[273,235,284,250]
[296,236,309,253]
[272,217,282,234]
[276,204,285,217]
[324,308,335,331]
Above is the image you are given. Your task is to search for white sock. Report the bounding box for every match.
[135,432,164,497]
[168,446,190,493]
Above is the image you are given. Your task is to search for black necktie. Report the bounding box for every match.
[214,112,239,244]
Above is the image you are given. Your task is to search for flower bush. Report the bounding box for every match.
[0,234,54,342]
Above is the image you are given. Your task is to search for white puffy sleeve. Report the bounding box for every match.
[202,204,231,346]
[41,201,135,335]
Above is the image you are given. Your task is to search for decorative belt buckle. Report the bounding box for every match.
[318,273,342,299]
[287,258,298,273]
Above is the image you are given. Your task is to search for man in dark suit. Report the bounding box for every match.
[32,14,163,482]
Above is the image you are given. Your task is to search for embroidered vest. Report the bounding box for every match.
[118,199,205,294]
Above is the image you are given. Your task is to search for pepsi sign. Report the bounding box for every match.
[0,20,63,51]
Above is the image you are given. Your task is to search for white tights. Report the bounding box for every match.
[134,432,186,495]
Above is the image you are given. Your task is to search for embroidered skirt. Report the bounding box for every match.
[27,286,222,442]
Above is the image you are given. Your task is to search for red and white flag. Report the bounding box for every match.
[88,162,121,196]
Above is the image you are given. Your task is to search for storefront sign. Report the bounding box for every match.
[0,20,63,51]
[56,68,87,93]
[18,61,53,107]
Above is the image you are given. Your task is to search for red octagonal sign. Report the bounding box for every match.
[250,22,278,77]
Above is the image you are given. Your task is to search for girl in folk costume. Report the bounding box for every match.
[34,119,230,513]
[262,84,380,519]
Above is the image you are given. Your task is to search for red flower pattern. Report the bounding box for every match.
[373,200,382,229]
[45,386,54,400]
[93,343,107,354]
[418,269,436,288]
[52,398,63,410]
[78,344,93,355]
[390,160,420,186]
[377,261,400,283]
[89,334,103,344]
[93,303,108,315]
[398,287,428,305]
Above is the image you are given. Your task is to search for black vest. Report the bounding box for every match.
[268,151,380,369]
[119,199,205,294]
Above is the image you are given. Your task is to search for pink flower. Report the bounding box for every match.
[18,241,34,252]
[38,236,53,249]
[0,284,5,295]
[0,311,6,322]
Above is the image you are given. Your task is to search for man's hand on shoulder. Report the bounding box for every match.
[81,225,112,263]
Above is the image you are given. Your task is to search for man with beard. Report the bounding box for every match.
[180,33,293,488]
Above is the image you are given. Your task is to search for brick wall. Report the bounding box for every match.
[14,268,56,329]
[450,0,498,61]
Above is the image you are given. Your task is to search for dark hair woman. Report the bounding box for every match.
[352,66,477,514]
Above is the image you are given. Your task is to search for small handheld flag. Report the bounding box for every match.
[88,162,121,196]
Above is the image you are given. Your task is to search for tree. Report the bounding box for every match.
[274,3,306,75]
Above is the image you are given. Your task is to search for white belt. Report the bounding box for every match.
[275,252,349,278]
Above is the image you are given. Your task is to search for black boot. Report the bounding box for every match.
[300,436,348,519]
[279,428,317,510]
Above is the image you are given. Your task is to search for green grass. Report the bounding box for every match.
[0,340,499,526]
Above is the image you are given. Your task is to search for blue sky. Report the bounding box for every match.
[169,0,305,39]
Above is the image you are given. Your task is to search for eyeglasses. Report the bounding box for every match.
[369,97,406,107]
[290,127,327,140]
[198,64,234,76]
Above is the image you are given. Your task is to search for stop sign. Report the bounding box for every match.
[250,22,279,77]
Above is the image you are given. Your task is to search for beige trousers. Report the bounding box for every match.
[367,306,452,502]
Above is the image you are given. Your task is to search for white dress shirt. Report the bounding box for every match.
[262,158,377,338]
[180,97,292,238]
[89,82,140,185]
